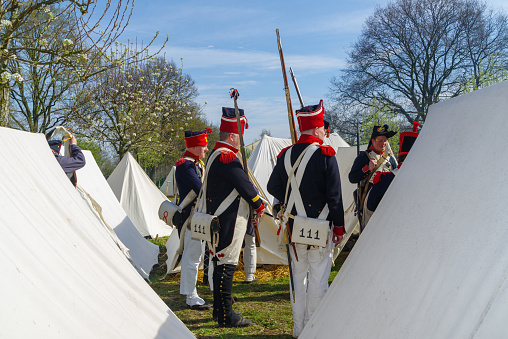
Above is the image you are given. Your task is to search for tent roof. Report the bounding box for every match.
[77,151,159,279]
[108,152,173,238]
[302,80,508,338]
[0,127,193,338]
[160,165,177,198]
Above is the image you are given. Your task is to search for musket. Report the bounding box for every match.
[276,29,298,144]
[289,67,304,109]
[275,31,299,302]
[286,229,296,303]
[229,88,261,247]
[356,122,365,233]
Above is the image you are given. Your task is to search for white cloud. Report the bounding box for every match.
[487,0,508,11]
[232,80,258,87]
[289,8,375,36]
[161,45,345,72]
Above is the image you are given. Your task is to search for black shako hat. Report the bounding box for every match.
[370,124,396,140]
[48,139,62,153]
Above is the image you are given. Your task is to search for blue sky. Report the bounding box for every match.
[123,0,508,144]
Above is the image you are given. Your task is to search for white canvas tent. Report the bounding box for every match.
[301,81,508,338]
[76,151,159,279]
[159,165,177,198]
[108,152,174,238]
[0,127,194,338]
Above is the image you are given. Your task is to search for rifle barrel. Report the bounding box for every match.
[289,67,304,108]
[231,90,261,246]
[276,29,298,144]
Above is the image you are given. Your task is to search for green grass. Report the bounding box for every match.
[148,239,350,338]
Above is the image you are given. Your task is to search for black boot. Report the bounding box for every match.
[213,310,241,321]
[226,317,251,327]
[213,264,249,327]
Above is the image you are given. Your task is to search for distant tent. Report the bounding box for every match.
[108,152,173,238]
[0,127,194,338]
[77,151,159,279]
[159,165,177,198]
[247,166,287,265]
[301,81,508,338]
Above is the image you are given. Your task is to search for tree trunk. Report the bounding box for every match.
[0,86,9,127]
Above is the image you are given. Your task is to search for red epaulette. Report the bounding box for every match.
[277,145,292,158]
[176,158,186,166]
[220,150,236,164]
[319,145,336,157]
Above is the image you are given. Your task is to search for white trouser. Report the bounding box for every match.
[289,243,333,338]
[208,255,214,291]
[243,234,257,275]
[180,228,204,305]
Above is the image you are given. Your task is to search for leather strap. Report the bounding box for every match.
[195,148,239,216]
[283,144,329,221]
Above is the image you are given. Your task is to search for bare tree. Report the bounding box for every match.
[328,0,508,134]
[463,2,508,87]
[0,0,164,127]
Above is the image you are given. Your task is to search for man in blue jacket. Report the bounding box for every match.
[175,128,212,310]
[348,124,397,225]
[267,100,344,338]
[48,135,86,186]
[205,107,265,327]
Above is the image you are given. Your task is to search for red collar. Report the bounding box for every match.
[368,146,384,155]
[214,141,238,153]
[183,150,200,161]
[297,134,323,145]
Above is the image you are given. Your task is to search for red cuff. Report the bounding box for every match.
[333,226,344,236]
[362,164,370,173]
[255,203,265,214]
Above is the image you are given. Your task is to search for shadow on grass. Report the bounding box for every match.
[232,292,290,303]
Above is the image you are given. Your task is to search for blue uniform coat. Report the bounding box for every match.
[175,154,204,235]
[205,142,262,255]
[53,144,86,174]
[348,148,397,184]
[267,135,345,235]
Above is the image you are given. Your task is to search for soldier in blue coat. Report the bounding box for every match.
[267,100,344,338]
[204,107,265,327]
[349,124,398,225]
[175,128,212,310]
[48,135,86,186]
[366,122,420,212]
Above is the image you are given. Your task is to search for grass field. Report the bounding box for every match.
[149,239,350,338]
